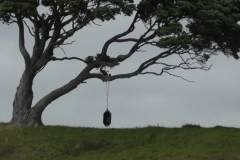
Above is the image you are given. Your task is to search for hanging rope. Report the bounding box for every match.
[103,75,112,127]
[105,76,110,110]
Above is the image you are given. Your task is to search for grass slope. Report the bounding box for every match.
[0,123,240,160]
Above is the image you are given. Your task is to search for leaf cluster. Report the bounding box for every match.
[92,0,135,21]
[1,0,240,62]
[138,0,240,59]
[0,0,37,22]
[138,0,179,23]
[186,0,240,59]
[0,0,135,23]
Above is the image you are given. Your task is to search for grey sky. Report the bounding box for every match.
[0,1,240,128]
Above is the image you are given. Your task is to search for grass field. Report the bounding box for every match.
[0,123,240,160]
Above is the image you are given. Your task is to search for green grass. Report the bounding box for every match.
[0,123,240,160]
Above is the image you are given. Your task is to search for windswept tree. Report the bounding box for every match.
[0,0,239,127]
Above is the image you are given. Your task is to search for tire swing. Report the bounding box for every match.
[103,76,111,127]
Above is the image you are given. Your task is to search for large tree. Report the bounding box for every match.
[0,0,240,127]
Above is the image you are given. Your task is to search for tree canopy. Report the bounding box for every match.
[138,0,240,59]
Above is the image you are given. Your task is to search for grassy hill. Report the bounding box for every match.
[0,123,240,160]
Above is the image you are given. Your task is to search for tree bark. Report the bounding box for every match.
[9,68,43,127]
[9,63,92,127]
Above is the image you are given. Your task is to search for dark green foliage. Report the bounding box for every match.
[90,0,135,21]
[41,0,52,6]
[138,0,179,23]
[0,0,37,19]
[138,0,240,59]
[157,22,183,36]
[1,0,239,59]
[0,0,135,23]
[186,0,240,59]
[0,1,36,24]
[158,33,191,49]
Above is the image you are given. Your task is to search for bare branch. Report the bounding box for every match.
[162,71,194,82]
[61,14,78,27]
[50,29,76,47]
[62,40,75,46]
[100,13,139,56]
[140,71,163,76]
[138,47,179,71]
[88,42,213,85]
[104,32,158,67]
[55,46,66,55]
[115,38,139,42]
[89,70,140,82]
[92,20,101,26]
[51,56,86,63]
[23,20,34,37]
[140,41,158,47]
[139,50,212,82]
[48,16,88,50]
[54,40,75,55]
[117,20,158,56]
[89,49,177,82]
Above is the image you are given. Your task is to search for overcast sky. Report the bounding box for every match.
[0,1,240,128]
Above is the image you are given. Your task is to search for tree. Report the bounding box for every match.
[0,0,239,127]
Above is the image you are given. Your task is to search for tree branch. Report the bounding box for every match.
[54,40,75,55]
[31,64,95,112]
[23,20,34,37]
[142,71,195,82]
[51,56,86,63]
[16,15,31,68]
[32,72,88,112]
[97,30,158,68]
[115,38,139,42]
[89,42,212,83]
[31,15,50,65]
[89,71,140,82]
[96,17,158,68]
[100,12,139,56]
[88,50,176,82]
[61,14,78,27]
[32,11,40,44]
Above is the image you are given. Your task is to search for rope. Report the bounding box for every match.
[105,76,110,110]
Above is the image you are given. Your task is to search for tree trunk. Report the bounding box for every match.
[9,69,43,127]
